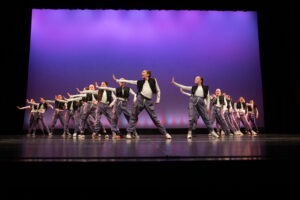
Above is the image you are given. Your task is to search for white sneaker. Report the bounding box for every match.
[78,134,85,139]
[126,133,132,139]
[211,131,219,138]
[187,130,192,139]
[134,131,140,139]
[251,130,257,135]
[105,134,109,139]
[73,133,77,137]
[234,131,241,135]
[92,132,97,138]
[112,132,117,139]
[165,133,172,139]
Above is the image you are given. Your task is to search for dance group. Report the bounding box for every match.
[18,69,259,140]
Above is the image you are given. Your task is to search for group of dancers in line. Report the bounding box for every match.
[17,69,259,140]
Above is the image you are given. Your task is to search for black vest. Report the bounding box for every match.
[191,85,208,98]
[31,104,38,111]
[97,90,112,103]
[247,104,257,114]
[212,95,225,106]
[67,101,79,110]
[38,103,48,111]
[226,99,234,109]
[236,102,247,110]
[137,78,157,94]
[55,100,65,110]
[86,93,97,102]
[116,87,130,98]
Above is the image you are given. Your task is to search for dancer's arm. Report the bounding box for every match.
[113,74,137,85]
[171,77,192,91]
[129,88,137,103]
[180,88,191,96]
[154,78,161,104]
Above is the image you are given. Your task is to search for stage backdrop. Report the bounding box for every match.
[24,9,264,129]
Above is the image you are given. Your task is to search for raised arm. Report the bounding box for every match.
[67,93,86,98]
[113,74,137,85]
[26,100,39,105]
[78,89,98,94]
[171,77,192,91]
[45,100,55,103]
[96,86,116,93]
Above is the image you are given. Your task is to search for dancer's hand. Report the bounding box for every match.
[112,74,117,81]
[171,76,175,84]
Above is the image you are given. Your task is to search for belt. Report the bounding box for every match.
[117,97,128,102]
[139,93,151,100]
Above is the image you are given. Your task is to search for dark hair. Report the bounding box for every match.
[103,81,108,86]
[146,70,152,78]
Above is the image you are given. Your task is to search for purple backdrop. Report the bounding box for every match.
[24,9,264,129]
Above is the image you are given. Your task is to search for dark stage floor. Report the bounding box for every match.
[1,133,300,189]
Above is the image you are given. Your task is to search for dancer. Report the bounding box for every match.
[17,99,39,136]
[179,88,199,132]
[96,78,137,139]
[171,76,219,138]
[246,99,259,133]
[112,70,172,139]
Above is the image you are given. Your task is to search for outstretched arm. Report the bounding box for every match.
[180,88,191,97]
[171,77,192,91]
[113,74,137,85]
[68,93,86,98]
[17,105,30,110]
[96,86,116,92]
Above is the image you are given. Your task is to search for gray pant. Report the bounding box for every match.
[223,110,238,132]
[210,106,230,134]
[37,112,50,134]
[50,110,65,133]
[236,112,252,131]
[188,97,199,131]
[80,102,97,133]
[247,112,258,132]
[111,100,130,133]
[95,102,111,133]
[190,96,213,133]
[64,110,80,133]
[127,94,167,135]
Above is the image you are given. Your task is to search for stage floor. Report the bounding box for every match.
[1,133,300,162]
[2,133,300,189]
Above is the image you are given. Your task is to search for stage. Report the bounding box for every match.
[2,133,300,162]
[1,133,300,189]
